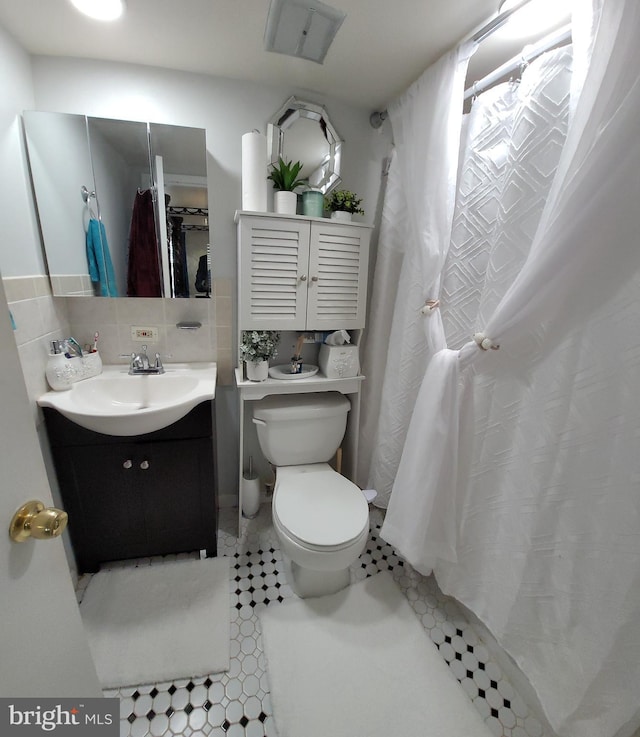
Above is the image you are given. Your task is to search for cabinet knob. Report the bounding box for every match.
[299,274,307,282]
[123,459,133,469]
[140,460,150,470]
[311,275,318,282]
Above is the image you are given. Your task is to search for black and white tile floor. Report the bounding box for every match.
[76,505,548,737]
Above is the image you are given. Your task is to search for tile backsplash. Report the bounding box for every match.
[5,275,71,410]
[4,275,234,409]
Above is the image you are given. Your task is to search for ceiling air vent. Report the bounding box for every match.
[264,0,346,64]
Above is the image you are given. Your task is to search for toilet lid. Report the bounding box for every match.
[274,468,369,548]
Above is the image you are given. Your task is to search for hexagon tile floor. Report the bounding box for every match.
[75,505,549,737]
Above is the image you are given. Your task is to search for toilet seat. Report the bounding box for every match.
[273,464,369,550]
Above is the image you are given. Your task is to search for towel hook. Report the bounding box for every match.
[81,185,96,203]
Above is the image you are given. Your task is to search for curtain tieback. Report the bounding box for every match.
[420,299,440,315]
[473,332,500,351]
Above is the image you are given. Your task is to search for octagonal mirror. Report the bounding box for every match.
[267,96,342,194]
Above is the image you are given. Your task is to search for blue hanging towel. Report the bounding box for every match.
[86,218,118,297]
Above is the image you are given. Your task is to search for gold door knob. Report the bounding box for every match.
[9,500,68,542]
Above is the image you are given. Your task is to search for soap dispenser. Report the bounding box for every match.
[46,340,74,391]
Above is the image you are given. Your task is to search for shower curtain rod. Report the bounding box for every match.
[369,0,545,128]
[463,23,572,101]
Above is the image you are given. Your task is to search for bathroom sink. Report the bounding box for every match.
[37,363,217,436]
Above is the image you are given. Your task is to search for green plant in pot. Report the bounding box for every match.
[240,330,280,382]
[268,158,306,215]
[324,189,364,221]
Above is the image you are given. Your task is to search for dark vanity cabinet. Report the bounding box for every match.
[44,402,218,573]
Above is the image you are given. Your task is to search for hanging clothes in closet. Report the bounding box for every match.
[127,188,162,297]
[168,214,189,297]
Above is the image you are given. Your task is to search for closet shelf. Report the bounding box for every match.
[167,206,208,217]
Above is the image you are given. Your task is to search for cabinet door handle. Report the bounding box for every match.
[299,274,307,282]
[140,460,150,470]
[311,275,318,282]
[123,459,133,469]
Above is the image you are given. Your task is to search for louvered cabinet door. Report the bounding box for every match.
[239,217,311,329]
[306,222,370,330]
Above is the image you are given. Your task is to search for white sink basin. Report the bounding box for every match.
[38,363,217,436]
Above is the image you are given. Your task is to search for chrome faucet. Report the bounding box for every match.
[125,345,165,375]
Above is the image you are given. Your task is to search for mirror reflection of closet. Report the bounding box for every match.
[150,123,210,299]
[22,111,210,298]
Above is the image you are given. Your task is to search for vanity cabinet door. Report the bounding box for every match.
[45,404,218,573]
[140,437,216,556]
[53,443,151,572]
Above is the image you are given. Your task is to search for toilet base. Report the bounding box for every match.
[282,554,351,598]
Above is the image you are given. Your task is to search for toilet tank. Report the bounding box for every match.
[252,392,350,466]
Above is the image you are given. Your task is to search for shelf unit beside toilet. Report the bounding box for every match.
[234,211,372,536]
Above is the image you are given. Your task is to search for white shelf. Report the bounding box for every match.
[234,367,364,400]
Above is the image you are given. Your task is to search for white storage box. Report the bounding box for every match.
[318,344,360,379]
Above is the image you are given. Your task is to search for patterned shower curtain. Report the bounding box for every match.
[397,44,640,737]
[440,48,573,349]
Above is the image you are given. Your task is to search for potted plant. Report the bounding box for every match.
[267,158,306,215]
[324,189,364,222]
[240,330,280,381]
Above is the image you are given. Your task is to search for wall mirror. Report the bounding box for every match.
[266,96,342,194]
[23,111,210,298]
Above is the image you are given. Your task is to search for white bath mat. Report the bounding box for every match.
[259,571,494,737]
[80,557,230,688]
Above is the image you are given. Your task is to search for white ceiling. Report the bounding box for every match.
[0,0,568,111]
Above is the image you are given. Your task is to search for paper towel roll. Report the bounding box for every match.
[242,131,267,212]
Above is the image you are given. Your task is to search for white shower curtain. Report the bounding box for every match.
[357,42,474,501]
[378,0,640,735]
[441,48,573,353]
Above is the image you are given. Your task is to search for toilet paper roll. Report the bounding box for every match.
[242,131,267,212]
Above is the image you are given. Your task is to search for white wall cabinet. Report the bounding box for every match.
[236,212,371,331]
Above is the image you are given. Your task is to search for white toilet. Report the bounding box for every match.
[252,392,369,598]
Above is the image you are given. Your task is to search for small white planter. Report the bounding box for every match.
[246,359,269,382]
[330,210,352,222]
[274,190,298,215]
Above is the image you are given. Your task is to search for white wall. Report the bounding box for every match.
[0,24,45,276]
[30,56,388,282]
